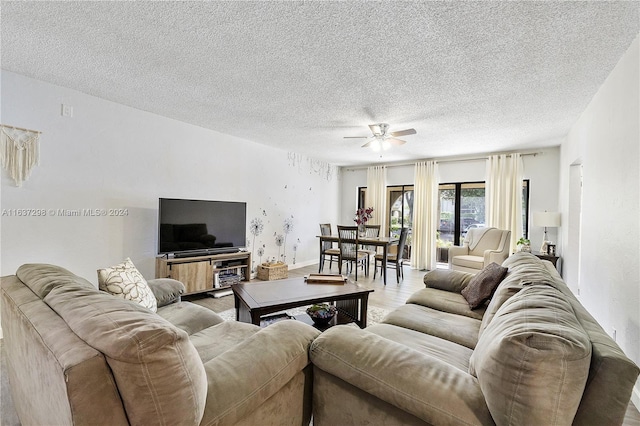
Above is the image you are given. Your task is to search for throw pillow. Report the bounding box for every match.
[97,258,158,312]
[460,262,508,309]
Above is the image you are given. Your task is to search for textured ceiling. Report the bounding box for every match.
[2,1,638,166]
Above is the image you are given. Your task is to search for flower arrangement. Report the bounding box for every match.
[354,207,374,225]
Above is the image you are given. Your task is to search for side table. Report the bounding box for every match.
[534,252,560,269]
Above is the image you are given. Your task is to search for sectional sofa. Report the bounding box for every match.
[310,253,640,425]
[2,254,638,425]
[1,264,319,426]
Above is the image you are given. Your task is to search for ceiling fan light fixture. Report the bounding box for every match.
[347,122,416,151]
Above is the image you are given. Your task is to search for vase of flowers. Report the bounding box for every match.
[354,207,374,236]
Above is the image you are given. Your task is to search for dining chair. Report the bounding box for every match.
[374,227,409,284]
[319,223,340,273]
[360,224,381,270]
[337,225,368,281]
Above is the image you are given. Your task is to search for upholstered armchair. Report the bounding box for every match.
[448,227,511,273]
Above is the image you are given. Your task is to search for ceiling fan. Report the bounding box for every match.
[344,123,417,151]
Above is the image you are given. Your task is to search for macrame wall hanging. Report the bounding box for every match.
[0,124,41,187]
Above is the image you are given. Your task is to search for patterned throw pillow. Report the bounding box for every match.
[97,258,158,312]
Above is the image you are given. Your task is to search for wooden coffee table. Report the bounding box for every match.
[231,277,374,328]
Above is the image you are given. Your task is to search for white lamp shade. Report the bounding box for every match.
[533,211,561,227]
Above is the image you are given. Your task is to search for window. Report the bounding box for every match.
[359,185,414,259]
[359,180,529,263]
[387,185,414,239]
[438,180,530,247]
[438,182,485,246]
[358,186,414,238]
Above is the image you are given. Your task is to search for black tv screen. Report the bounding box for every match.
[158,198,247,255]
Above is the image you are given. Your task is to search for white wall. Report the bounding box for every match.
[0,71,340,283]
[340,148,560,251]
[560,35,640,406]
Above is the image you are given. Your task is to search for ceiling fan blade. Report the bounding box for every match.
[344,136,369,139]
[387,138,406,145]
[361,140,373,148]
[390,128,416,137]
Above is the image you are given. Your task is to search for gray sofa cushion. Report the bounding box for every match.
[366,323,474,373]
[156,301,224,335]
[382,303,481,349]
[44,285,207,426]
[190,320,259,363]
[423,269,473,293]
[147,278,185,307]
[479,252,560,337]
[406,287,485,320]
[469,283,591,425]
[310,325,494,425]
[16,263,96,299]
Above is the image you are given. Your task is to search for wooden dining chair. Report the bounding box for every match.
[360,224,381,270]
[319,223,340,273]
[337,225,368,280]
[374,227,409,284]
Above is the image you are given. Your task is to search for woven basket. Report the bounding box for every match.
[257,262,288,280]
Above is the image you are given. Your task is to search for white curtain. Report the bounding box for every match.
[365,166,387,236]
[486,154,523,253]
[411,161,439,270]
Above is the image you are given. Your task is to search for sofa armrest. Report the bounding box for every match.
[310,325,492,425]
[483,249,508,266]
[200,320,320,425]
[146,278,185,307]
[423,269,474,292]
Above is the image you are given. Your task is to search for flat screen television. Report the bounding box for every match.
[158,198,247,256]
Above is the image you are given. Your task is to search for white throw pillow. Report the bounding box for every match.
[97,258,158,312]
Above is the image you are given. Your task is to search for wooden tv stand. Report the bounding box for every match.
[155,251,251,295]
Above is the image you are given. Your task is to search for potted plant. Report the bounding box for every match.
[517,237,531,253]
[306,303,337,326]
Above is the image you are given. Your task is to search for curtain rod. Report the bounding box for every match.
[1,124,42,134]
[342,151,542,171]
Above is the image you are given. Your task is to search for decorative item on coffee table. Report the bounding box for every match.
[305,274,346,284]
[306,303,337,326]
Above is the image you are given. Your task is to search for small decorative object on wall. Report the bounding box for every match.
[0,124,42,187]
[287,152,337,182]
[275,234,285,261]
[249,217,264,271]
[354,207,374,235]
[282,217,294,262]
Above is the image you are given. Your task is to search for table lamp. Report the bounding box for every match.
[532,211,561,254]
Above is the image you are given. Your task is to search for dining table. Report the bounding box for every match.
[317,234,399,285]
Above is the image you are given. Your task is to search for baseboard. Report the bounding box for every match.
[287,259,317,270]
[632,381,640,412]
